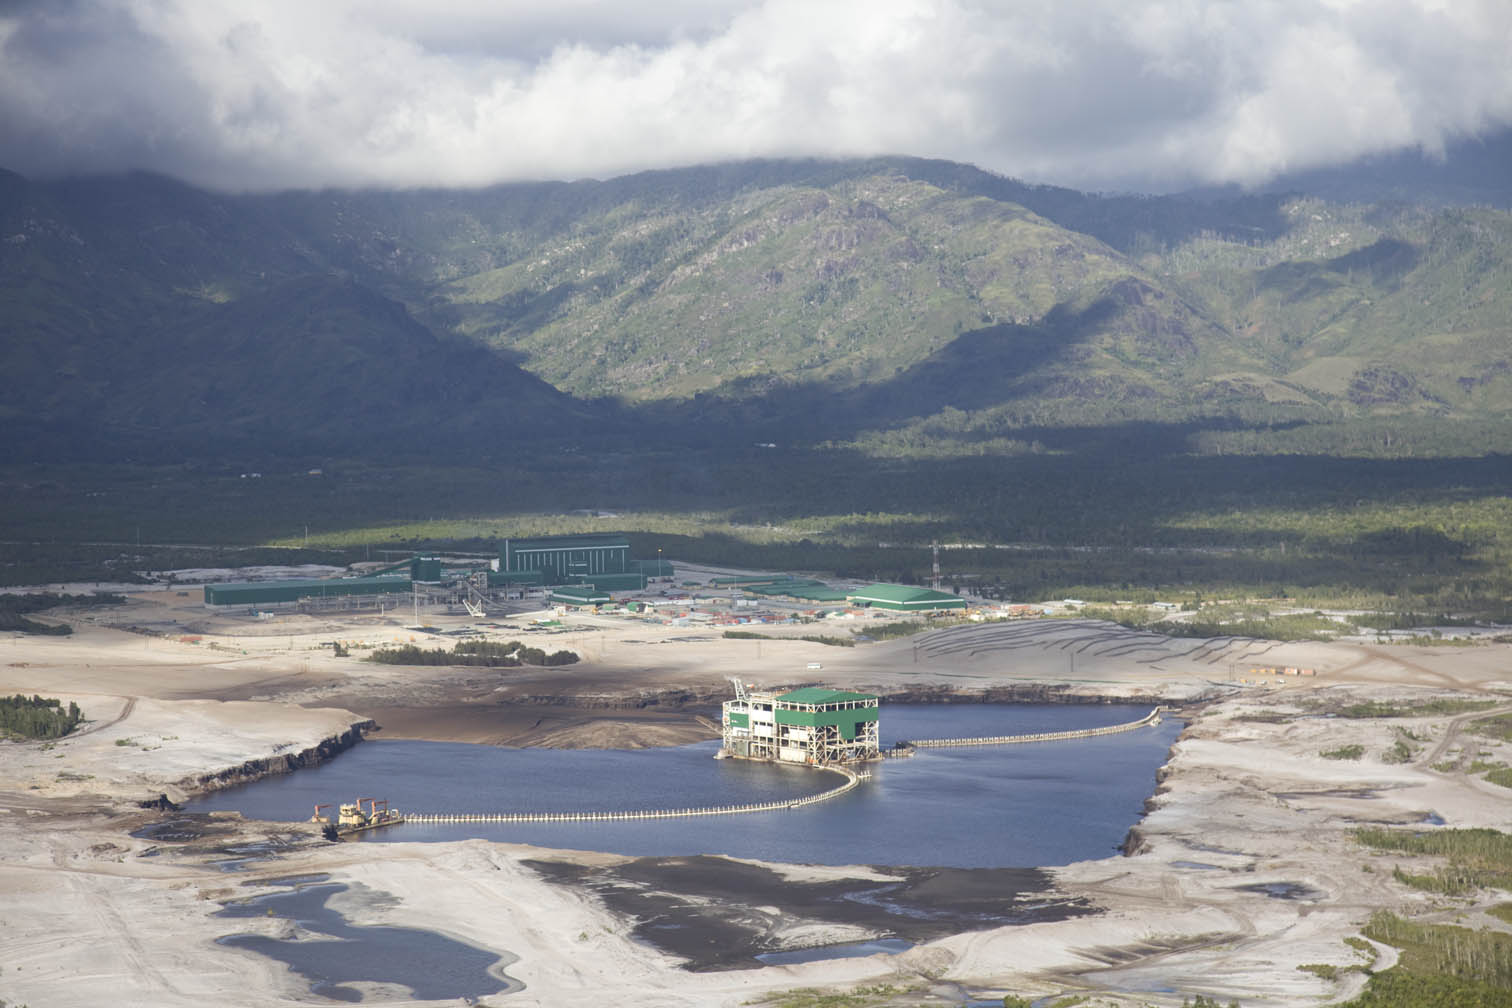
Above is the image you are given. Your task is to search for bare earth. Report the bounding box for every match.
[3,587,1511,1007]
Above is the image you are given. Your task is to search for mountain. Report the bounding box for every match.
[1,158,1508,462]
[0,172,585,459]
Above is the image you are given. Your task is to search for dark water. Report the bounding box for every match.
[191,703,1182,868]
[216,878,521,1002]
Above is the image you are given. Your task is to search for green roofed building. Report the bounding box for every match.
[549,585,611,607]
[847,583,967,612]
[204,576,412,607]
[721,681,879,765]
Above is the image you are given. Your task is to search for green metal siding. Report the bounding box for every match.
[501,535,631,579]
[582,572,646,592]
[727,712,750,728]
[774,706,879,740]
[410,556,443,582]
[487,570,545,587]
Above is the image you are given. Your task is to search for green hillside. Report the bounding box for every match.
[1,157,1509,463]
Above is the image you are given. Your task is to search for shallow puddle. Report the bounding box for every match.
[216,878,522,1001]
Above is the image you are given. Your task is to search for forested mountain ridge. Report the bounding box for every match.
[1,158,1508,460]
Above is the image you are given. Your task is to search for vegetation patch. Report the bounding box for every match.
[0,694,84,740]
[0,592,124,637]
[1381,730,1421,765]
[1351,612,1483,631]
[1082,604,1346,641]
[1344,935,1379,967]
[367,640,579,668]
[1340,911,1512,1006]
[1484,767,1512,789]
[719,630,854,647]
[753,984,913,1008]
[1322,744,1366,760]
[1235,709,1295,723]
[1355,827,1512,895]
[1472,715,1512,743]
[864,620,931,640]
[1323,698,1490,719]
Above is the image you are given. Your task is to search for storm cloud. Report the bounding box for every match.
[1,0,1509,192]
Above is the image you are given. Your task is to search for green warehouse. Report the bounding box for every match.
[847,583,967,612]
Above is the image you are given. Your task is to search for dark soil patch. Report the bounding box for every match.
[525,853,1092,971]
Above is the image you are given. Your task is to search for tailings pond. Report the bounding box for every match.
[191,703,1183,868]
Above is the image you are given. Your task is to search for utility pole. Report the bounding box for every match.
[932,543,941,592]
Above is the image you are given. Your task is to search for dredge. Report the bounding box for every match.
[310,798,405,837]
[718,679,880,765]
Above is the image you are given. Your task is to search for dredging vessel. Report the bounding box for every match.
[310,798,405,837]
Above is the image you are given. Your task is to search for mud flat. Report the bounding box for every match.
[2,589,1511,1006]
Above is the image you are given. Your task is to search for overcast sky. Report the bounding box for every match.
[1,0,1509,193]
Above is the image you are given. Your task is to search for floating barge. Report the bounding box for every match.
[310,798,405,837]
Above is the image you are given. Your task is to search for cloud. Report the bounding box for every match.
[0,0,1508,192]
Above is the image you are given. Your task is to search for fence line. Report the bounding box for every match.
[406,765,865,825]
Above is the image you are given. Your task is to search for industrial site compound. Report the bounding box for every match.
[200,532,970,619]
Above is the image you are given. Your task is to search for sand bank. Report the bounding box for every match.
[2,590,1510,1006]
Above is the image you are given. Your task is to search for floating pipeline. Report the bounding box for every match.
[903,707,1162,748]
[406,765,867,825]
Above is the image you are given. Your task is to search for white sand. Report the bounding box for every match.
[2,592,1511,1006]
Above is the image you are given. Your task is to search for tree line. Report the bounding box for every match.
[367,639,579,668]
[0,695,83,740]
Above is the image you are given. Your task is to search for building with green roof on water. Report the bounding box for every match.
[720,680,879,765]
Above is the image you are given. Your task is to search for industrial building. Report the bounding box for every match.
[846,583,967,612]
[548,585,612,607]
[203,554,438,607]
[202,575,414,607]
[721,681,880,765]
